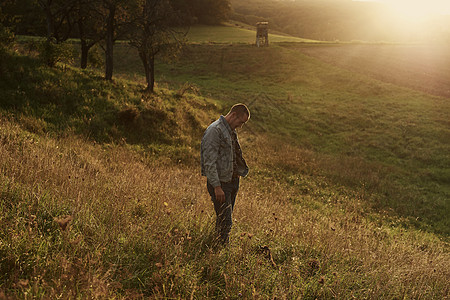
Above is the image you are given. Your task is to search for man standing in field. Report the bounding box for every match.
[201,104,250,245]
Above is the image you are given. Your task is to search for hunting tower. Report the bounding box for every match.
[256,22,269,47]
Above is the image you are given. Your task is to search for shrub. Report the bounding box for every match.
[38,38,75,67]
[0,24,15,50]
[88,44,104,69]
[0,25,15,69]
[24,40,40,56]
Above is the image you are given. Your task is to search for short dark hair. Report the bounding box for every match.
[230,103,250,118]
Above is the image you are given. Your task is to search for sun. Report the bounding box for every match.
[353,0,450,41]
[382,0,450,19]
[372,0,450,38]
[388,1,433,19]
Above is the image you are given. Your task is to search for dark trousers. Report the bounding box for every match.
[207,178,240,245]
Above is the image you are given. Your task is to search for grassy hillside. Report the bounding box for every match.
[1,30,449,299]
[117,41,450,235]
[230,0,450,43]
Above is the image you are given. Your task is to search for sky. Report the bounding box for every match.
[350,0,450,41]
[353,0,450,16]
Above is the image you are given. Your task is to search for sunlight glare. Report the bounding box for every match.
[368,0,450,40]
[381,0,450,18]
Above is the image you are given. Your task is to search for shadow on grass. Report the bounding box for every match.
[0,52,179,147]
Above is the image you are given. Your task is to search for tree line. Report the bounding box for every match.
[0,0,231,92]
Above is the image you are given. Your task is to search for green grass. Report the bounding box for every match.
[1,28,449,298]
[186,24,318,44]
[1,117,448,298]
[147,43,449,236]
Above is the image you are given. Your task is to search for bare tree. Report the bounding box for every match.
[74,0,104,69]
[99,0,133,80]
[37,0,76,42]
[128,0,187,92]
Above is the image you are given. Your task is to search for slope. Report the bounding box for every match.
[0,38,449,298]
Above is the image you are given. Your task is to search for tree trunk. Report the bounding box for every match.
[44,2,55,40]
[139,50,155,93]
[148,54,155,92]
[77,13,88,69]
[80,39,89,69]
[105,4,115,80]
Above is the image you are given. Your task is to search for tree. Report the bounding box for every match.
[101,0,130,80]
[37,0,77,42]
[0,4,15,52]
[1,0,46,36]
[73,0,104,69]
[128,0,187,92]
[103,0,116,80]
[192,0,230,25]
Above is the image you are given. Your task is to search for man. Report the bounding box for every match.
[201,103,250,245]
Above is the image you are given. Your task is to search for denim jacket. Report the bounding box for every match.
[201,116,249,187]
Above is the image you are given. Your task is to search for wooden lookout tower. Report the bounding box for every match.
[256,22,269,47]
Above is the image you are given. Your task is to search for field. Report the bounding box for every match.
[296,44,450,99]
[149,41,450,233]
[1,24,449,299]
[186,24,318,44]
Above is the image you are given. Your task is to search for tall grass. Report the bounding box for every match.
[1,39,449,298]
[148,42,450,236]
[1,118,448,298]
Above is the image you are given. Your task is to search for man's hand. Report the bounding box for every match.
[214,186,225,203]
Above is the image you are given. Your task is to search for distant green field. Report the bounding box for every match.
[186,24,318,44]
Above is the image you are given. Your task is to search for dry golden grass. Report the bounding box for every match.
[1,117,449,299]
